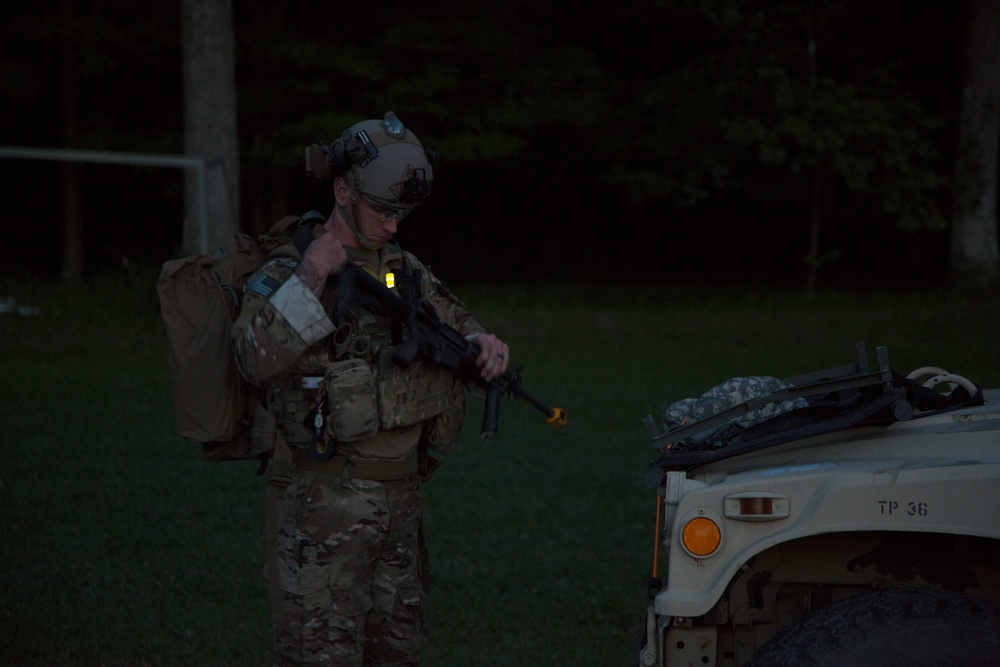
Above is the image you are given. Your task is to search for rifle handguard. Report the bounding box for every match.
[481,386,502,440]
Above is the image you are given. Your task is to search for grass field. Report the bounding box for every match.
[1,269,998,666]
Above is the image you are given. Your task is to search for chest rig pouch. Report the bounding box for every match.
[281,248,466,448]
[323,358,379,442]
[375,346,461,429]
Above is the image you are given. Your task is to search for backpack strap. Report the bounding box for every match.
[264,429,294,625]
[258,210,325,256]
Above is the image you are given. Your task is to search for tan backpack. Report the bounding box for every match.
[156,214,315,463]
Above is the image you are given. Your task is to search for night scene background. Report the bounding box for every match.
[1,0,996,293]
[2,3,1000,665]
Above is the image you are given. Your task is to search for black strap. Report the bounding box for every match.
[292,224,315,256]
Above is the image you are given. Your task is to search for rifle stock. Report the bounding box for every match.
[336,261,567,439]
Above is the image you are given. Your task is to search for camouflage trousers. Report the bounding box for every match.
[273,470,424,666]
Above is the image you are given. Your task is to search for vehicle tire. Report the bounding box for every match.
[745,587,1000,667]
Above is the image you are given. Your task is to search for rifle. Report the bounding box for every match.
[336,260,567,439]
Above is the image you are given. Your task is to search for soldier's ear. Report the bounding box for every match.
[332,176,351,205]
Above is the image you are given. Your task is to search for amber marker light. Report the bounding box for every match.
[681,517,722,557]
[741,497,772,515]
[723,493,790,522]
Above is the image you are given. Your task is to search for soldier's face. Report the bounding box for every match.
[332,176,407,250]
[355,196,401,248]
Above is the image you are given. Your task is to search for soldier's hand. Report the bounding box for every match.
[297,231,347,295]
[474,333,509,382]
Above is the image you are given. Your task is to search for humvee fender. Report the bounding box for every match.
[637,344,1000,666]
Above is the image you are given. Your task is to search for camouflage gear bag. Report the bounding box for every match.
[661,376,809,445]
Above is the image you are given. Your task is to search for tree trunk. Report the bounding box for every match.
[60,0,84,281]
[950,0,1000,288]
[181,0,240,254]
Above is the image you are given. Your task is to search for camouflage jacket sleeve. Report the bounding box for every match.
[231,256,336,387]
[407,251,485,339]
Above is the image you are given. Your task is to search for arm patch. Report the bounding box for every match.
[246,273,281,298]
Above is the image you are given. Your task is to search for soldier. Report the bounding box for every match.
[232,112,509,666]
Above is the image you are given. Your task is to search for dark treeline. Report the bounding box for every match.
[0,0,988,290]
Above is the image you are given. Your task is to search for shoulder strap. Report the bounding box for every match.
[264,430,294,624]
[259,210,326,257]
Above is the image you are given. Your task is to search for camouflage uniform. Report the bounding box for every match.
[233,235,482,666]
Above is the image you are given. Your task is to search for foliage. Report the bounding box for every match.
[0,1,181,152]
[234,1,611,168]
[0,0,974,287]
[606,0,948,234]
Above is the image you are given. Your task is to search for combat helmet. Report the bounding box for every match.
[305,112,433,218]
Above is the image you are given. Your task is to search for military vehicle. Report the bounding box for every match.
[636,343,1000,666]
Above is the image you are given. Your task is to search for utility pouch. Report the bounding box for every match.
[249,403,277,458]
[421,382,466,457]
[272,376,321,445]
[376,346,460,429]
[325,359,379,442]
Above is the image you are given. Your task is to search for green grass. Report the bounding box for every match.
[1,270,998,666]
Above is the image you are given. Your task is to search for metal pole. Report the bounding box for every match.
[0,146,208,249]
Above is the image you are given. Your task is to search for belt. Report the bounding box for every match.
[293,448,416,481]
